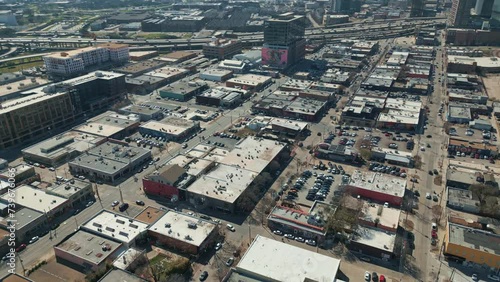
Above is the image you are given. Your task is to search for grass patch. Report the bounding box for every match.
[137,33,179,40]
[149,253,167,266]
[0,61,43,72]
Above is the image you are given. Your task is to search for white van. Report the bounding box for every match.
[226,224,235,232]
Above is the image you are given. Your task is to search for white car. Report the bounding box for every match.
[226,257,234,266]
[284,234,294,239]
[472,274,478,281]
[29,236,39,244]
[364,271,371,281]
[111,201,119,207]
[215,242,222,251]
[305,239,316,246]
[295,237,305,243]
[273,230,283,236]
[49,167,55,171]
[226,224,235,232]
[426,193,431,199]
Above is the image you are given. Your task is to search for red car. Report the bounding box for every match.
[431,231,438,238]
[379,275,386,282]
[16,244,26,252]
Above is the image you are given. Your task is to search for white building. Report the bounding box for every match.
[43,44,129,77]
[230,235,341,281]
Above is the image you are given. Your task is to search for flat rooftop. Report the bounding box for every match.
[55,230,122,266]
[48,179,90,199]
[448,222,500,255]
[221,137,285,174]
[360,202,401,229]
[281,79,312,90]
[348,170,406,198]
[115,60,164,75]
[6,207,44,231]
[236,235,340,282]
[148,210,217,247]
[134,206,166,224]
[0,91,67,115]
[99,269,146,282]
[188,164,256,204]
[268,206,326,236]
[146,66,189,79]
[378,110,420,125]
[1,185,68,213]
[69,142,151,175]
[22,131,104,161]
[448,55,500,68]
[226,74,271,86]
[164,51,196,60]
[73,116,136,137]
[120,105,161,116]
[285,97,326,115]
[353,226,396,252]
[44,46,107,59]
[140,120,192,136]
[82,211,148,244]
[0,77,48,98]
[200,69,232,77]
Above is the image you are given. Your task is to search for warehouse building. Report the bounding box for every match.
[148,210,218,255]
[1,185,70,218]
[203,39,242,60]
[155,51,197,65]
[118,105,163,121]
[68,141,151,183]
[196,86,248,107]
[73,113,140,139]
[142,164,187,199]
[226,74,272,92]
[47,179,94,208]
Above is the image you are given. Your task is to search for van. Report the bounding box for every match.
[226,224,235,232]
[119,203,129,212]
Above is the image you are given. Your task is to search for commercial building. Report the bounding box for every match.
[246,116,309,137]
[54,230,125,271]
[142,164,186,199]
[315,144,358,163]
[22,131,105,167]
[444,222,500,268]
[73,112,140,139]
[81,211,148,247]
[448,55,500,73]
[0,164,39,187]
[108,12,150,24]
[47,179,94,207]
[148,210,218,255]
[0,76,48,103]
[340,97,385,127]
[267,203,328,242]
[118,105,163,121]
[3,207,46,242]
[199,69,233,82]
[262,13,306,70]
[371,147,414,167]
[196,86,248,107]
[155,51,197,65]
[448,105,472,123]
[323,14,349,25]
[139,117,200,141]
[228,235,341,281]
[226,74,272,92]
[43,44,129,77]
[447,187,480,214]
[129,51,158,61]
[68,141,151,183]
[358,201,401,233]
[349,226,396,260]
[203,39,242,60]
[114,61,166,77]
[377,99,422,131]
[345,170,406,206]
[218,60,246,73]
[0,10,17,26]
[159,81,209,101]
[1,185,69,218]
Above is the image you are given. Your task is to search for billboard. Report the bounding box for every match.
[262,47,288,69]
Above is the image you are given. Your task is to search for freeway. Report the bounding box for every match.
[0,18,445,47]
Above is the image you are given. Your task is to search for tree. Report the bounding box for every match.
[469,184,499,203]
[359,148,372,161]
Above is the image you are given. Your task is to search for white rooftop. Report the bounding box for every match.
[1,185,68,213]
[221,137,285,174]
[348,170,406,198]
[82,211,148,245]
[236,235,340,282]
[353,226,396,253]
[148,211,217,247]
[188,164,256,204]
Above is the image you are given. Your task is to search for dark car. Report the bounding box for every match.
[426,135,432,138]
[199,271,208,281]
[136,200,145,206]
[372,272,378,282]
[16,244,27,252]
[119,203,129,212]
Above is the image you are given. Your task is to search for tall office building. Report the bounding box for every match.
[449,0,476,27]
[262,13,306,71]
[475,0,495,17]
[411,0,425,17]
[491,0,500,26]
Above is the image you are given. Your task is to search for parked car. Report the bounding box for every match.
[295,237,305,243]
[119,203,129,212]
[111,201,119,207]
[284,234,294,239]
[487,275,500,281]
[273,230,283,236]
[29,236,39,244]
[372,272,378,282]
[305,239,316,246]
[16,244,27,252]
[135,200,145,206]
[226,257,234,266]
[215,242,222,251]
[199,271,208,281]
[364,271,371,281]
[226,224,235,232]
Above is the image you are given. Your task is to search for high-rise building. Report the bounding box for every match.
[474,0,495,17]
[449,0,476,27]
[491,0,500,26]
[410,0,425,17]
[262,13,306,71]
